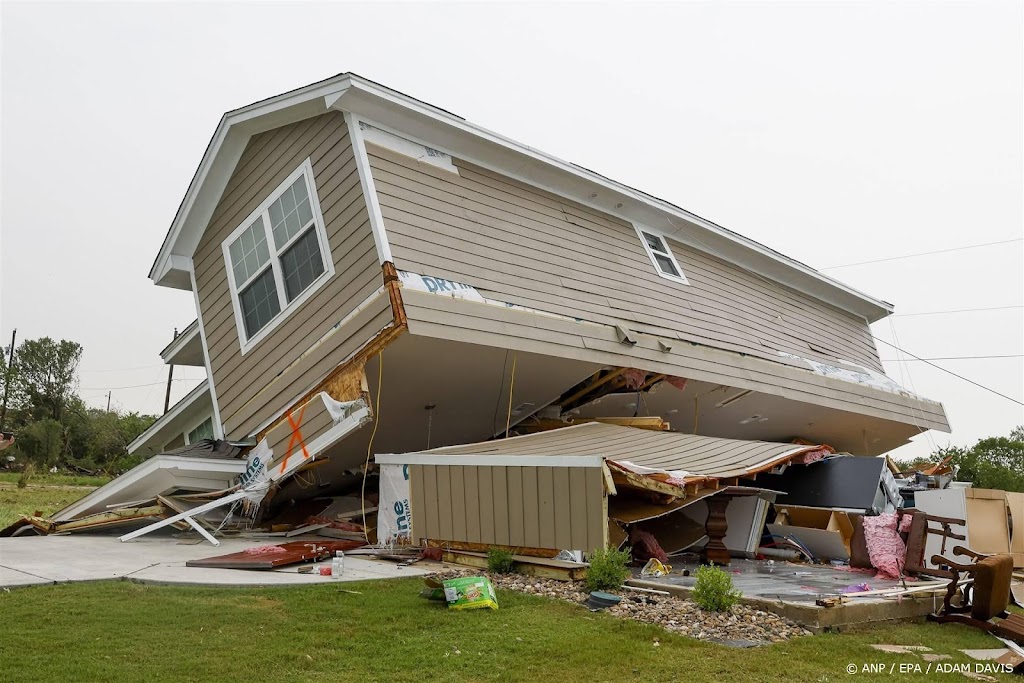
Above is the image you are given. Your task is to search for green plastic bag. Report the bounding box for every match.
[442,576,499,610]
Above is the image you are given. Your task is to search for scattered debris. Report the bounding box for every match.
[432,569,811,644]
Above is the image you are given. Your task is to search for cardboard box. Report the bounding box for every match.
[1007,491,1024,568]
[767,506,854,561]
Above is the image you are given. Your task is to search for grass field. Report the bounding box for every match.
[0,579,1015,683]
[1,475,1018,682]
[0,471,110,529]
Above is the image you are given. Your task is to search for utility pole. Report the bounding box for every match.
[163,328,177,414]
[0,328,17,432]
[107,391,112,412]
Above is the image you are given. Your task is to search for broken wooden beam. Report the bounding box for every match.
[439,550,588,582]
[423,538,560,559]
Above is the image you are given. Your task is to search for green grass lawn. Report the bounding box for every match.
[1,477,1018,682]
[0,472,110,529]
[0,471,112,488]
[0,579,1015,683]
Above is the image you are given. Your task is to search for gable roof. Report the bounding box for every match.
[150,72,893,322]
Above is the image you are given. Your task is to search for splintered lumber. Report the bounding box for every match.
[53,505,170,533]
[605,462,683,500]
[439,550,588,581]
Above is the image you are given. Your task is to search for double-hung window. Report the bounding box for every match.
[635,225,689,284]
[222,159,334,353]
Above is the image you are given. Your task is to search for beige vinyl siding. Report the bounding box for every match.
[193,111,385,440]
[409,463,606,551]
[367,144,882,373]
[400,289,949,432]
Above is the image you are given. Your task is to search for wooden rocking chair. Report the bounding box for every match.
[928,546,1024,645]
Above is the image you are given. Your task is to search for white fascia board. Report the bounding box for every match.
[53,455,246,522]
[149,76,355,285]
[330,77,893,322]
[159,319,200,364]
[343,111,392,264]
[375,453,604,468]
[189,265,225,439]
[127,380,212,453]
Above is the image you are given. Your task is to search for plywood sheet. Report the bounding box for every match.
[966,491,1010,555]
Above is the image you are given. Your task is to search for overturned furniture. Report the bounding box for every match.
[928,546,1024,645]
[375,422,838,563]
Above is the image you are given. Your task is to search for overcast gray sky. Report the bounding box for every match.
[1,0,1021,461]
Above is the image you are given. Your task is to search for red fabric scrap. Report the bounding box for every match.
[629,528,669,565]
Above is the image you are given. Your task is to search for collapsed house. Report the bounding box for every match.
[6,73,979,577]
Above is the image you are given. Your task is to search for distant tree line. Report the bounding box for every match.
[900,426,1024,492]
[1,337,156,473]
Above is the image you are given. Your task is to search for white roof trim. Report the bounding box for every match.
[127,380,211,454]
[151,73,893,321]
[159,319,200,364]
[52,454,246,522]
[375,453,604,468]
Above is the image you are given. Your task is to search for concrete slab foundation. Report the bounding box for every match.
[629,558,950,632]
[0,531,436,588]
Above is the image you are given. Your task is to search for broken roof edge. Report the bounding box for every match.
[158,319,200,363]
[127,380,211,454]
[149,72,893,322]
[50,453,247,523]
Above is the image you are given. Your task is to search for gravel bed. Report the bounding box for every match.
[428,568,812,645]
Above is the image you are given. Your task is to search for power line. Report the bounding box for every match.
[873,336,1024,406]
[894,305,1023,317]
[79,378,198,391]
[820,237,1023,270]
[881,355,1023,361]
[80,364,165,373]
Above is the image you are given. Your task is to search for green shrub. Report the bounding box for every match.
[691,564,741,612]
[585,546,632,591]
[16,462,34,489]
[487,547,516,574]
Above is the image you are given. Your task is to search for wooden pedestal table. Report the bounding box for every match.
[703,493,733,566]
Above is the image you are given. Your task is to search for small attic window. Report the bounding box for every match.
[635,225,689,284]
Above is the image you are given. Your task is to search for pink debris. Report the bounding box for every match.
[792,448,828,465]
[665,376,688,391]
[861,513,906,580]
[898,514,914,534]
[622,368,647,390]
[839,582,872,594]
[243,544,289,555]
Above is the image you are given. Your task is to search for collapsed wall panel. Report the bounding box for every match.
[401,460,606,553]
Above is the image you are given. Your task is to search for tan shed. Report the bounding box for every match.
[375,422,832,554]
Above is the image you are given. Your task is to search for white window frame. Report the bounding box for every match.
[633,224,689,285]
[221,158,335,354]
[185,415,215,445]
